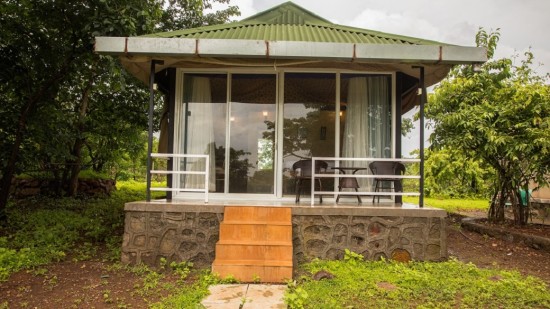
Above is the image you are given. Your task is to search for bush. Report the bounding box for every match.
[0,180,151,281]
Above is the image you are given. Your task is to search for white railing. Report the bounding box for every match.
[310,157,421,206]
[150,153,209,203]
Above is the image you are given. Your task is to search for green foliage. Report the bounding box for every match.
[284,280,309,309]
[0,0,240,207]
[0,180,149,281]
[151,269,223,308]
[343,248,364,265]
[286,258,550,308]
[424,148,493,198]
[427,28,550,224]
[403,196,489,213]
[401,117,415,137]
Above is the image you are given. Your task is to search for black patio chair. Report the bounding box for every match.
[292,159,328,203]
[368,161,406,203]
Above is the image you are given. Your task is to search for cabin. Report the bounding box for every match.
[95,2,486,282]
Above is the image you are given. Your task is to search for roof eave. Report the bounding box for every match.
[95,37,487,65]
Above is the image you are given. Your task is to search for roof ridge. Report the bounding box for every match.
[242,1,332,26]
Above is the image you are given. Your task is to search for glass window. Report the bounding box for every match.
[229,74,277,194]
[282,73,336,195]
[180,74,227,193]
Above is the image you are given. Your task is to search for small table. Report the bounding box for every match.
[331,167,368,203]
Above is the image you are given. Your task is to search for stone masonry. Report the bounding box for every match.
[292,215,446,263]
[122,203,447,269]
[122,204,224,267]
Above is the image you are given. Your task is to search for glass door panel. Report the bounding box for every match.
[180,74,227,193]
[339,74,392,189]
[229,74,276,194]
[282,73,336,195]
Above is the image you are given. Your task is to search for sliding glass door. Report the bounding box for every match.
[229,74,277,194]
[179,74,227,193]
[282,73,336,195]
[177,71,392,198]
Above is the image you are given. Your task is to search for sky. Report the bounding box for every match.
[211,0,550,155]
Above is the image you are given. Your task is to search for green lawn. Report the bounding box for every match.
[285,251,549,309]
[403,196,489,213]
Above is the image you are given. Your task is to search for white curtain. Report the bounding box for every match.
[342,76,390,188]
[180,77,216,191]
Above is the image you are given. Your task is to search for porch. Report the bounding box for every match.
[122,199,447,282]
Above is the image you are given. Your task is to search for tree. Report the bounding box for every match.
[423,147,493,198]
[427,29,550,225]
[0,0,240,217]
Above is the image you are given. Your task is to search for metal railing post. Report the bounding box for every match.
[146,60,160,201]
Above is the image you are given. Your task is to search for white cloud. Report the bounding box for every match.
[208,0,257,21]
[347,9,443,43]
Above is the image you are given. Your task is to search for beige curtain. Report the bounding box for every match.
[180,77,216,191]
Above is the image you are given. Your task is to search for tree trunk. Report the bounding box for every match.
[67,75,94,197]
[488,177,507,223]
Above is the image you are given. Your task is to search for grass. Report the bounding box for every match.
[403,196,489,213]
[1,183,543,308]
[287,252,550,309]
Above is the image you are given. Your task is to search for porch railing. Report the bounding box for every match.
[149,153,209,203]
[310,157,421,206]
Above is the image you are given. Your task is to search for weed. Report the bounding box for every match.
[131,263,165,297]
[343,249,363,265]
[170,261,193,283]
[284,280,309,309]
[32,267,48,276]
[103,289,112,304]
[73,242,97,261]
[151,269,222,308]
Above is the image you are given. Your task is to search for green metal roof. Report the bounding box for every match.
[145,1,446,46]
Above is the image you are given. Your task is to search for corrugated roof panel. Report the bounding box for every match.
[144,2,448,46]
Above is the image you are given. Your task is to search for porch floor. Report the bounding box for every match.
[125,197,445,218]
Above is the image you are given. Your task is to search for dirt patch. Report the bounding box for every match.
[0,259,183,308]
[447,214,550,285]
[1,215,549,308]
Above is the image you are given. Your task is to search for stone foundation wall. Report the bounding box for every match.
[122,203,447,269]
[121,205,224,267]
[292,215,446,263]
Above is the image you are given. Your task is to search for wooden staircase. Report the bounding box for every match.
[212,206,293,283]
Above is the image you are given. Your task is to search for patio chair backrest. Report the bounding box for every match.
[368,161,405,176]
[292,159,328,178]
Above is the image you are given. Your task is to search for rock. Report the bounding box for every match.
[313,270,335,281]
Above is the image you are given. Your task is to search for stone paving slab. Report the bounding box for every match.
[201,284,287,309]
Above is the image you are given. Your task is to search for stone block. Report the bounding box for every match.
[425,244,442,261]
[303,225,331,239]
[305,239,328,256]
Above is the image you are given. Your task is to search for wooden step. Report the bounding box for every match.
[213,259,293,267]
[211,264,293,283]
[219,223,292,242]
[215,243,293,261]
[223,206,291,223]
[212,206,294,283]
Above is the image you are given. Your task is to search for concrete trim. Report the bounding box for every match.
[95,37,487,64]
[125,201,225,213]
[124,201,446,218]
[291,206,447,218]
